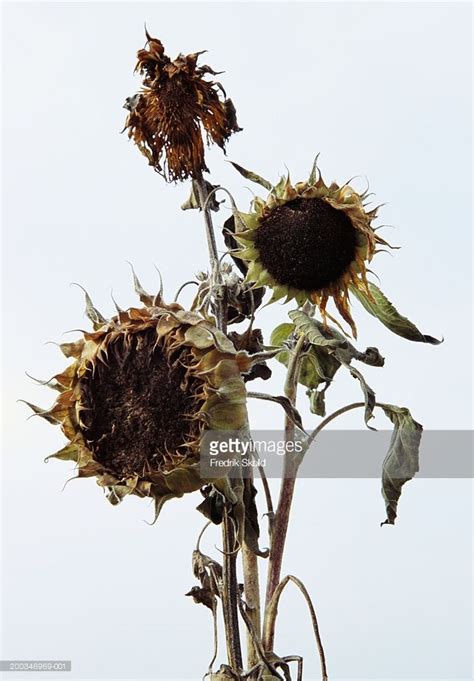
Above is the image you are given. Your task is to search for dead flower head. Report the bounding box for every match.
[124,31,241,182]
[25,271,252,521]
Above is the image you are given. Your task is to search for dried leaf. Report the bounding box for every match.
[336,355,376,428]
[126,262,154,306]
[243,479,268,558]
[379,404,422,525]
[185,585,216,611]
[181,179,221,212]
[71,283,107,329]
[196,486,225,524]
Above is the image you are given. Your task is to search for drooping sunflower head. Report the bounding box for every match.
[26,276,249,519]
[123,31,241,182]
[233,159,392,337]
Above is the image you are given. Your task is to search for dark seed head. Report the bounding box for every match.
[254,197,358,291]
[79,328,202,479]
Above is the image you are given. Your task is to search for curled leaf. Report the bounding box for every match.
[307,386,328,417]
[336,356,376,428]
[289,310,345,347]
[379,404,422,525]
[270,322,341,390]
[71,283,107,329]
[126,262,154,306]
[285,310,380,427]
[243,479,269,558]
[229,161,273,190]
[181,179,221,212]
[185,585,216,611]
[350,282,442,344]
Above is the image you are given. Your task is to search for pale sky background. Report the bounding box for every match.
[1,2,472,680]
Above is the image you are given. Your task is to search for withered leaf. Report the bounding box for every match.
[379,404,422,525]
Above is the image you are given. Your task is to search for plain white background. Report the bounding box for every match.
[1,2,472,680]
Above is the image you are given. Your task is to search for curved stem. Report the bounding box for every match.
[309,402,365,440]
[264,575,328,681]
[237,595,281,679]
[263,392,372,652]
[258,465,275,536]
[306,401,379,448]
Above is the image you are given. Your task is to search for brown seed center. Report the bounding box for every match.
[79,328,202,480]
[254,197,358,291]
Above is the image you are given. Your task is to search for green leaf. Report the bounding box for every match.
[350,282,442,344]
[229,161,273,191]
[286,310,380,426]
[270,322,340,389]
[289,310,345,347]
[308,387,327,416]
[270,322,294,348]
[289,310,385,367]
[379,404,422,525]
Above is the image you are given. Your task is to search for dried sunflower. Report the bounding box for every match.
[26,277,251,519]
[124,31,241,182]
[232,159,392,337]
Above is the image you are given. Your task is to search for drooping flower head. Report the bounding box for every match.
[26,274,250,519]
[124,31,241,182]
[232,159,393,337]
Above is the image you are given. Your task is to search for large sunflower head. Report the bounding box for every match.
[26,277,249,519]
[123,31,241,182]
[233,159,391,337]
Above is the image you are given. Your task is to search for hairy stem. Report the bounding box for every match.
[241,540,262,669]
[195,175,242,671]
[221,507,243,672]
[194,175,227,332]
[263,335,306,651]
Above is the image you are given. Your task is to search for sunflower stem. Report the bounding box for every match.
[195,175,227,332]
[221,506,243,672]
[263,334,306,652]
[242,469,262,669]
[195,173,245,671]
